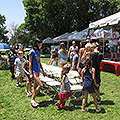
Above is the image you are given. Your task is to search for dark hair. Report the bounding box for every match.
[84,56,93,68]
[33,38,42,51]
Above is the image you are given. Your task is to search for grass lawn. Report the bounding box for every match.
[0,57,120,120]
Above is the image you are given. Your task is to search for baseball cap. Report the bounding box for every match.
[72,41,75,44]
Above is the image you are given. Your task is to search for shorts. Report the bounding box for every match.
[110,45,117,53]
[70,52,75,59]
[33,71,40,76]
[16,70,24,78]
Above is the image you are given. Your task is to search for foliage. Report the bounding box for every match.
[0,14,8,42]
[15,23,33,46]
[0,57,120,119]
[21,0,120,44]
[8,22,18,44]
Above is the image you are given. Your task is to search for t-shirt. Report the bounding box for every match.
[8,51,16,67]
[14,57,25,71]
[58,49,68,63]
[28,49,41,72]
[72,54,79,71]
[110,31,119,45]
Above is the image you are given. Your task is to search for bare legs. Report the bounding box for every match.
[31,74,43,105]
[82,92,98,111]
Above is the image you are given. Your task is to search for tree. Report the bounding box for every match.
[8,22,18,43]
[15,23,33,46]
[0,14,8,42]
[22,0,120,41]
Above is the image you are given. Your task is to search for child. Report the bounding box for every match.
[23,54,32,97]
[48,50,55,64]
[81,56,101,113]
[71,48,79,71]
[56,64,72,110]
[8,48,17,80]
[50,53,58,66]
[14,50,25,87]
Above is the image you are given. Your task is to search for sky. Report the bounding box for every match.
[0,0,26,29]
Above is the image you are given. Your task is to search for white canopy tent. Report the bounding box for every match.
[89,12,120,29]
[43,37,54,44]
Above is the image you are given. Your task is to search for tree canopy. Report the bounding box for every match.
[21,0,120,44]
[0,14,8,43]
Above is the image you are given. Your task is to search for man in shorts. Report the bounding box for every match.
[109,26,119,61]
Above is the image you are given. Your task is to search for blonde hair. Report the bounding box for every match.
[60,42,67,56]
[61,64,70,79]
[84,56,93,68]
[85,43,92,51]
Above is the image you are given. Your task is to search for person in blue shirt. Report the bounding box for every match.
[58,42,68,68]
[71,48,79,71]
[50,53,58,66]
[29,38,45,108]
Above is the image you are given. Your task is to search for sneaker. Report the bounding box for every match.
[27,92,31,97]
[97,98,101,104]
[16,83,19,87]
[55,102,60,109]
[19,84,23,88]
[81,109,88,112]
[11,76,13,80]
[96,108,101,113]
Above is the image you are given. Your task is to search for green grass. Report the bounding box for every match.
[0,57,120,120]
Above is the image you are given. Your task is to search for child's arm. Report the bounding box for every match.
[23,62,29,75]
[91,68,99,87]
[71,61,76,70]
[81,68,85,86]
[62,75,67,94]
[58,53,60,64]
[29,55,33,78]
[50,59,53,65]
[81,50,87,61]
[40,62,46,76]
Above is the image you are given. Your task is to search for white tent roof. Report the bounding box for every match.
[68,28,95,40]
[89,12,120,29]
[43,37,53,43]
[90,28,112,39]
[53,31,77,42]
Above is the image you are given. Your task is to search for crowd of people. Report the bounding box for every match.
[1,37,104,112]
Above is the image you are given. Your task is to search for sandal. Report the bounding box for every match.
[31,100,37,108]
[81,109,88,112]
[96,108,101,113]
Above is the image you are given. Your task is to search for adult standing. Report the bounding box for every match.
[29,38,45,108]
[58,42,68,68]
[68,41,78,66]
[109,26,119,61]
[90,43,103,104]
[77,41,86,78]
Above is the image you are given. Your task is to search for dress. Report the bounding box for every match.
[59,75,72,99]
[58,49,68,65]
[82,68,95,94]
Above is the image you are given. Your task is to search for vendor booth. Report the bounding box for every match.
[89,12,120,76]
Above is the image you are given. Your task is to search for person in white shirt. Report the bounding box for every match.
[110,26,119,61]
